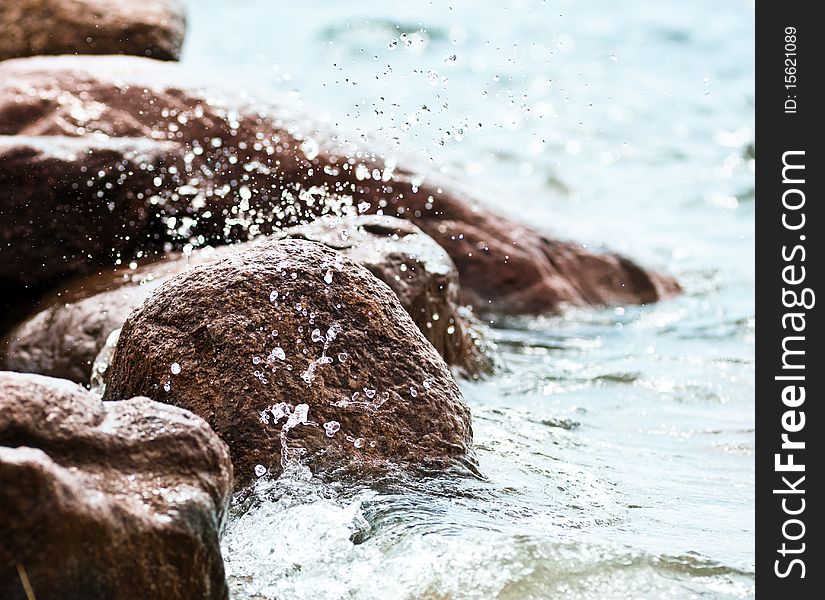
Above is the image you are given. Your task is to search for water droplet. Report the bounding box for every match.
[324,421,340,437]
[252,356,261,365]
[270,347,286,361]
[337,352,348,363]
[447,325,456,335]
[354,163,371,181]
[269,290,279,302]
[170,362,181,375]
[364,388,376,399]
[410,387,418,397]
[163,381,171,392]
[311,329,323,343]
[324,269,334,285]
[254,464,267,477]
[353,438,365,449]
[300,138,320,160]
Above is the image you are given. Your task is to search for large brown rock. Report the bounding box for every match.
[103,239,475,484]
[0,135,168,286]
[0,54,679,314]
[0,0,186,62]
[285,216,492,376]
[3,216,492,385]
[0,371,232,600]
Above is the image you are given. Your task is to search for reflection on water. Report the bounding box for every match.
[182,0,755,597]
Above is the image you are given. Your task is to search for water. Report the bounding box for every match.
[181,0,755,597]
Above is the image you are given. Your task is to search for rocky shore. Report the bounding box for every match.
[0,1,680,596]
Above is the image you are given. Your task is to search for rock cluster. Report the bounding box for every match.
[0,371,232,599]
[0,55,679,315]
[102,240,475,485]
[3,216,492,385]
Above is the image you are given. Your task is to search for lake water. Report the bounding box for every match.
[181,0,755,597]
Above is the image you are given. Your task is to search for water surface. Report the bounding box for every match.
[182,1,755,597]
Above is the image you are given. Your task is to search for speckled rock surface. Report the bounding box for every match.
[3,216,492,384]
[0,55,679,314]
[0,371,232,600]
[103,239,475,485]
[0,0,186,61]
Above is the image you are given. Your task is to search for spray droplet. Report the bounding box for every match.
[324,421,341,437]
[300,138,320,160]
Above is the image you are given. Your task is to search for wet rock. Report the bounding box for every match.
[0,0,186,62]
[1,245,234,385]
[0,135,170,286]
[0,55,679,313]
[283,216,493,376]
[0,371,232,599]
[3,216,492,385]
[103,239,475,485]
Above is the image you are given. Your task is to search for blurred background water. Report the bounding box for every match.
[181,0,755,597]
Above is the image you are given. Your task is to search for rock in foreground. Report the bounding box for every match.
[0,55,679,314]
[0,372,232,600]
[103,239,475,484]
[0,0,186,62]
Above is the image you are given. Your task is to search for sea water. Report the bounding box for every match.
[182,0,755,597]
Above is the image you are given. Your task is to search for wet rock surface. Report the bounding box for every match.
[0,371,232,600]
[3,216,491,385]
[0,135,167,287]
[103,239,475,485]
[0,0,186,62]
[0,55,679,314]
[283,216,493,376]
[2,245,235,385]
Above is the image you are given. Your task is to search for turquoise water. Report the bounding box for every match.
[182,1,755,597]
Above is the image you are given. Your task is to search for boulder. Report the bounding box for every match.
[2,244,234,385]
[103,239,475,484]
[3,216,492,385]
[0,54,680,313]
[0,0,186,62]
[0,135,169,286]
[284,216,492,376]
[0,371,232,600]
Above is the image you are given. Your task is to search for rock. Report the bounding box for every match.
[0,55,680,313]
[0,371,232,599]
[103,239,475,485]
[0,0,186,62]
[284,216,493,376]
[0,135,170,286]
[2,245,234,385]
[3,216,492,385]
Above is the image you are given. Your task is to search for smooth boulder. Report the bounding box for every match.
[0,0,186,62]
[103,239,475,484]
[0,371,232,600]
[0,55,680,314]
